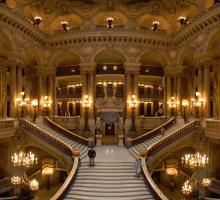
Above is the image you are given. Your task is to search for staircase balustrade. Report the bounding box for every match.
[0,119,14,129]
[132,117,175,145]
[44,117,88,145]
[21,119,80,200]
[141,120,199,200]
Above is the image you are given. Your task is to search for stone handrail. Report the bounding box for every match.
[131,117,175,145]
[53,116,80,130]
[206,118,220,128]
[21,119,73,155]
[20,119,80,200]
[140,116,167,130]
[50,157,79,200]
[44,117,88,145]
[141,157,169,200]
[141,120,198,200]
[0,119,15,129]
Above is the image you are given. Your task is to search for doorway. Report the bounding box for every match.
[103,123,117,145]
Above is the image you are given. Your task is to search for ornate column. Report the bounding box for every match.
[17,65,22,93]
[10,64,17,117]
[203,62,210,119]
[47,68,56,115]
[213,62,220,119]
[80,63,96,133]
[0,60,7,119]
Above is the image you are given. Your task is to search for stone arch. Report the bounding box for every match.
[21,44,43,68]
[94,48,126,64]
[0,29,15,58]
[139,50,169,67]
[49,50,82,68]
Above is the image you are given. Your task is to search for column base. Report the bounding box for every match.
[118,135,124,147]
[96,135,102,146]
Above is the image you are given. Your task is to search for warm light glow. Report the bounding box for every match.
[181,152,208,168]
[202,178,211,187]
[11,151,38,168]
[167,97,179,108]
[41,96,52,108]
[31,99,38,108]
[16,92,30,107]
[166,167,178,176]
[128,95,137,108]
[42,167,54,175]
[182,180,192,196]
[34,16,42,21]
[29,179,39,191]
[182,99,189,107]
[195,92,200,97]
[106,17,114,28]
[153,21,159,25]
[11,176,23,185]
[113,65,117,70]
[61,21,68,26]
[83,95,90,108]
[103,65,107,70]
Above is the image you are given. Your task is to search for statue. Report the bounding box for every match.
[96,117,102,135]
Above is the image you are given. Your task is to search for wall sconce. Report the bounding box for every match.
[16,92,30,118]
[61,21,68,31]
[41,96,52,116]
[191,92,204,118]
[106,17,114,29]
[182,99,188,122]
[128,95,137,132]
[167,96,179,117]
[152,21,159,31]
[179,16,188,25]
[34,16,42,26]
[31,99,38,123]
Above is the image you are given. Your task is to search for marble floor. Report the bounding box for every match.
[84,145,135,162]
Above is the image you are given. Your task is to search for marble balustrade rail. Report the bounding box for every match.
[20,119,80,200]
[44,117,88,145]
[132,117,175,145]
[141,120,198,200]
[0,119,14,129]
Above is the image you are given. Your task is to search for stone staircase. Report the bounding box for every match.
[33,121,88,159]
[129,123,183,158]
[65,160,155,200]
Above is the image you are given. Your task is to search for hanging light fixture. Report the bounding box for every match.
[11,151,38,168]
[182,180,192,197]
[106,17,114,29]
[34,16,42,26]
[29,179,39,191]
[181,152,208,168]
[61,21,68,31]
[152,21,159,31]
[11,176,23,185]
[179,16,188,25]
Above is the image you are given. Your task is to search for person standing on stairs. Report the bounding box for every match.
[88,147,96,167]
[133,157,141,178]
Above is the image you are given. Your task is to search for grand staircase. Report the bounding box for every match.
[33,120,88,159]
[129,123,183,158]
[65,160,155,200]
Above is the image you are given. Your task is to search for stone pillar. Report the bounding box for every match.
[10,65,17,117]
[198,65,203,95]
[166,75,172,117]
[203,64,210,119]
[38,74,44,115]
[213,66,218,119]
[54,77,58,116]
[17,66,22,93]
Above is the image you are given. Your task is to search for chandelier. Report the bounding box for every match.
[202,178,211,187]
[182,180,192,196]
[29,179,39,191]
[11,151,38,168]
[181,152,208,168]
[11,176,23,185]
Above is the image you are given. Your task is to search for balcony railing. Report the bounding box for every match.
[140,116,167,130]
[205,119,220,139]
[0,119,15,129]
[53,116,80,130]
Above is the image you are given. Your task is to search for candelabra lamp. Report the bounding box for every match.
[191,92,204,119]
[202,178,211,197]
[41,96,52,116]
[83,95,90,132]
[167,97,179,117]
[128,95,137,132]
[182,99,189,122]
[42,165,54,190]
[166,167,178,192]
[182,180,192,200]
[16,92,30,118]
[31,99,38,123]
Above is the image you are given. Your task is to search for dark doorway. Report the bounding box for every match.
[105,123,115,135]
[75,102,81,116]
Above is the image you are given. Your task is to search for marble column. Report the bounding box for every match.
[213,66,218,119]
[10,66,17,117]
[198,65,203,95]
[166,75,172,117]
[17,66,22,93]
[176,75,182,116]
[203,64,210,119]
